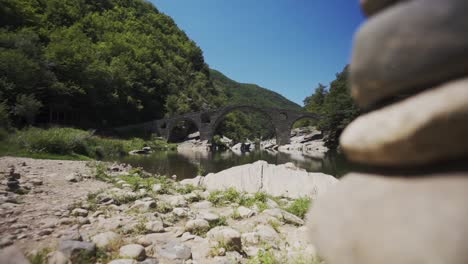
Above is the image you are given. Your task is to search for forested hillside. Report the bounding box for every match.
[303,66,360,148]
[210,69,301,110]
[0,0,225,128]
[0,0,306,143]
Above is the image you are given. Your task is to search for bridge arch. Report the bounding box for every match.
[167,117,200,143]
[288,113,321,130]
[210,105,277,143]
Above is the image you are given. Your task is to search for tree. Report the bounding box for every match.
[302,66,360,149]
[319,66,360,148]
[13,94,42,125]
[304,83,327,113]
[0,100,10,128]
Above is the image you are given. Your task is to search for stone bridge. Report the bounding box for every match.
[114,105,320,145]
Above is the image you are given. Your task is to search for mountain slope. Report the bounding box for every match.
[210,69,301,110]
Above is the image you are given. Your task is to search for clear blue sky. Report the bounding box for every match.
[151,0,365,105]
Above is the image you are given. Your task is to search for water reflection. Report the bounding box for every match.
[119,149,354,180]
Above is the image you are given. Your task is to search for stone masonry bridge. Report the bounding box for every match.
[114,105,320,145]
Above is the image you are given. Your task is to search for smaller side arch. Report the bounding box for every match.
[166,117,201,143]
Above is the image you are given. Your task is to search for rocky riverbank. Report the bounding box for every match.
[0,157,335,264]
[175,127,329,159]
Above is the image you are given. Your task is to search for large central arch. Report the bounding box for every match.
[210,105,277,143]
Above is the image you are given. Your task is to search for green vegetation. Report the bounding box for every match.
[209,216,228,229]
[28,248,51,264]
[285,197,311,219]
[211,69,301,142]
[0,127,175,160]
[208,188,271,212]
[303,66,360,148]
[0,0,225,129]
[211,69,301,110]
[247,247,324,264]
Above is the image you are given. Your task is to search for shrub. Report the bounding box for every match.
[13,94,42,125]
[11,127,92,155]
[285,197,311,219]
[0,101,10,129]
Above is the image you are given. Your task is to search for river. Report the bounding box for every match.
[119,149,356,180]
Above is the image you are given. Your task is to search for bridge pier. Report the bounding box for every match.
[275,124,291,145]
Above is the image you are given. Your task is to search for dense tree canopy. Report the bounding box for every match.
[303,66,360,148]
[0,0,225,127]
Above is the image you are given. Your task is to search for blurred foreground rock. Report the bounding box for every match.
[307,1,468,263]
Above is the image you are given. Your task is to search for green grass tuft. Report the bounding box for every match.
[284,197,311,219]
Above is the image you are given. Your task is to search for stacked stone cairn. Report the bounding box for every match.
[6,166,21,192]
[307,0,468,263]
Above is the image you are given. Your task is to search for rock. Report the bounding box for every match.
[281,210,305,226]
[183,192,200,202]
[76,217,90,225]
[180,232,196,242]
[185,219,210,234]
[119,244,146,261]
[158,242,191,260]
[58,240,96,260]
[142,146,151,152]
[30,178,43,186]
[91,231,121,249]
[61,230,82,241]
[341,78,468,166]
[263,209,304,225]
[203,161,338,199]
[151,184,162,193]
[47,251,70,264]
[241,232,260,246]
[198,211,220,223]
[350,0,468,107]
[237,206,256,219]
[108,259,137,264]
[38,228,53,236]
[179,176,203,187]
[166,196,187,207]
[65,173,82,182]
[191,201,212,209]
[172,207,190,218]
[0,246,29,264]
[360,0,401,16]
[307,173,468,264]
[255,225,280,245]
[138,258,159,264]
[131,199,156,212]
[145,221,164,233]
[71,208,88,217]
[266,199,278,208]
[206,227,242,252]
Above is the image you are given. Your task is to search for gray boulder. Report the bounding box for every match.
[202,161,337,199]
[158,242,191,260]
[341,78,468,166]
[91,231,121,249]
[58,240,96,260]
[119,244,146,261]
[207,227,242,252]
[307,173,468,264]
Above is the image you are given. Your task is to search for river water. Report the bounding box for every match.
[119,149,355,180]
